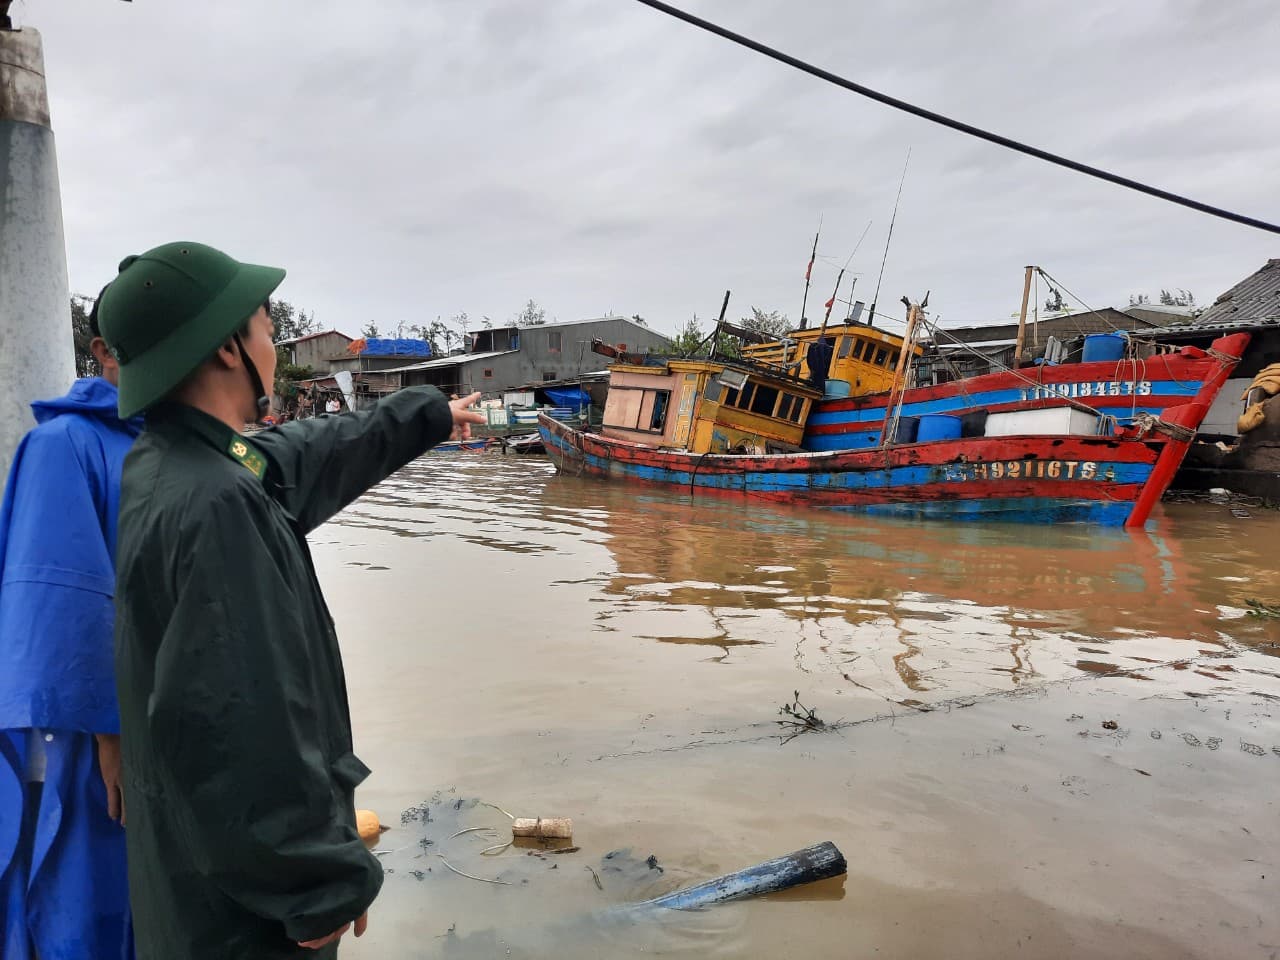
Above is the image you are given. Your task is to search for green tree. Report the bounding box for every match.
[361,321,381,338]
[666,314,708,357]
[70,294,98,377]
[741,306,791,340]
[513,299,546,326]
[270,298,317,342]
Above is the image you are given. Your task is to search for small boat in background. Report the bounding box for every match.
[431,437,492,453]
[499,433,546,455]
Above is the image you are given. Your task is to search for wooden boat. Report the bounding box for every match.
[539,296,1249,527]
[499,432,546,455]
[431,437,492,453]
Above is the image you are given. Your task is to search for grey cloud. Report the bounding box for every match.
[28,0,1280,335]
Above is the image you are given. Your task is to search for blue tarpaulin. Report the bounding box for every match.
[543,386,590,410]
[361,338,432,357]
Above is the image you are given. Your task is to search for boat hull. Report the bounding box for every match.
[540,414,1169,526]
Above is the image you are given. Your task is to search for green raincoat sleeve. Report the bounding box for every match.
[147,488,380,944]
[253,385,454,533]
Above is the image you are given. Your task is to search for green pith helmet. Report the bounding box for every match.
[97,241,286,418]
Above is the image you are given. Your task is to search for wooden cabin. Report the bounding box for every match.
[601,359,822,455]
[742,323,918,395]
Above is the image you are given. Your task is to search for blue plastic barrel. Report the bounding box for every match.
[916,414,962,442]
[823,379,852,399]
[1082,333,1126,363]
[890,415,919,444]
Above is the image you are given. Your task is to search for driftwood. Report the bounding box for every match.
[629,842,846,911]
[513,817,573,840]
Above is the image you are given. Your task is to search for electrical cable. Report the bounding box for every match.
[631,0,1280,236]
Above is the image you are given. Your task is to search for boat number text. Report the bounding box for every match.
[943,460,1109,482]
[1020,380,1152,401]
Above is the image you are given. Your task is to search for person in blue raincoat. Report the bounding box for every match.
[0,296,139,960]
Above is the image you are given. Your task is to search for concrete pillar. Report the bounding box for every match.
[0,26,75,480]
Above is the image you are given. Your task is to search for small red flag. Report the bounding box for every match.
[824,296,835,309]
[805,259,814,281]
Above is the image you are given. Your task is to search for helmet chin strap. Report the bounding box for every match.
[232,334,271,424]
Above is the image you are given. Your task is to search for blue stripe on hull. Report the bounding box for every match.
[855,498,1135,526]
[807,381,1200,426]
[804,405,1178,451]
[540,428,1147,526]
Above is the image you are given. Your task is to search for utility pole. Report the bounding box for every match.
[0,14,76,478]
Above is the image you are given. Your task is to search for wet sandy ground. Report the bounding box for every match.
[317,454,1280,959]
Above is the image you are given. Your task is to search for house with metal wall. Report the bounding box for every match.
[390,316,671,396]
[276,330,355,373]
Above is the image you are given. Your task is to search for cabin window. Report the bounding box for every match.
[483,368,494,378]
[750,385,779,417]
[851,341,866,361]
[873,347,887,367]
[548,331,563,353]
[736,382,757,410]
[838,337,854,359]
[604,386,671,434]
[778,396,807,423]
[649,390,670,430]
[542,371,558,381]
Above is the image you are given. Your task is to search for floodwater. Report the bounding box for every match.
[318,453,1280,960]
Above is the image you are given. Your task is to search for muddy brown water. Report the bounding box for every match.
[318,453,1280,959]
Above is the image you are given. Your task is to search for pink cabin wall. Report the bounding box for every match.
[601,368,683,444]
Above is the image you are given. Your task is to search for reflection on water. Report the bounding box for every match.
[338,454,1279,699]
[328,454,1280,960]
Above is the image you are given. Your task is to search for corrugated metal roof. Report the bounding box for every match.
[1196,259,1280,327]
[377,349,518,373]
[275,329,354,346]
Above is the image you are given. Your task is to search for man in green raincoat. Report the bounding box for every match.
[99,241,484,958]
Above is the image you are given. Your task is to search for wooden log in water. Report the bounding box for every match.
[512,817,573,840]
[635,842,846,911]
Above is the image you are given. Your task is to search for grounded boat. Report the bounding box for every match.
[539,296,1248,527]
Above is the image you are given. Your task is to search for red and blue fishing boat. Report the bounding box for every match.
[539,299,1247,527]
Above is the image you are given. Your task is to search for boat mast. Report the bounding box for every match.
[868,148,911,329]
[1013,264,1034,368]
[798,220,821,330]
[709,289,731,361]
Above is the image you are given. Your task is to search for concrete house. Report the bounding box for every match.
[276,330,355,374]
[393,316,671,396]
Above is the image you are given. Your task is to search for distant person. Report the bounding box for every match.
[98,240,485,959]
[807,335,834,392]
[325,396,341,414]
[0,292,138,959]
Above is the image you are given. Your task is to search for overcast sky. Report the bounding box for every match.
[27,0,1280,338]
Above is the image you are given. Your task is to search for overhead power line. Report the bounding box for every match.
[631,0,1280,237]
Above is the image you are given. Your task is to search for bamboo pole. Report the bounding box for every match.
[1013,265,1034,368]
[880,297,924,447]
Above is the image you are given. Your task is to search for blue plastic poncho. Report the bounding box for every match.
[0,377,141,960]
